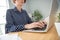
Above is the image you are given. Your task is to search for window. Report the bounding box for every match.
[0,0,9,34]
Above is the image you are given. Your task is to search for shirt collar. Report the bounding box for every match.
[14,7,18,12]
[13,7,23,12]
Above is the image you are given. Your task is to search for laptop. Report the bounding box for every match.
[23,16,52,32]
[23,0,58,32]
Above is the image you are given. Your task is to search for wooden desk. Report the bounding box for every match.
[11,25,59,40]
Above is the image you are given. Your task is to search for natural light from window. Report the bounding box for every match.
[0,0,9,34]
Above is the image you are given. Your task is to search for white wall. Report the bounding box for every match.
[26,0,53,19]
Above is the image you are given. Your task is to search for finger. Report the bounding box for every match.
[39,21,44,26]
[35,25,43,28]
[37,23,44,27]
[32,22,44,27]
[38,21,44,27]
[40,20,47,24]
[42,21,47,25]
[35,22,44,27]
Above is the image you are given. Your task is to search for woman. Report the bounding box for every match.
[5,0,46,33]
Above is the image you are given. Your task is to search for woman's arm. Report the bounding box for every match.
[25,11,33,24]
[5,9,25,33]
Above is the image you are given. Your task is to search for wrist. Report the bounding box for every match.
[24,24,30,29]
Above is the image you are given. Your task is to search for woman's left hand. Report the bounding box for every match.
[36,20,47,28]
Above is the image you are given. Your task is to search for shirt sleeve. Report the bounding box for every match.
[25,11,33,24]
[5,9,25,34]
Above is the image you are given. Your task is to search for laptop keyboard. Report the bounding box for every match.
[31,24,47,31]
[25,24,47,31]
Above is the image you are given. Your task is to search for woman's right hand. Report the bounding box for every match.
[24,22,44,29]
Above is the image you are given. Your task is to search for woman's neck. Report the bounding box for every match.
[16,6,22,12]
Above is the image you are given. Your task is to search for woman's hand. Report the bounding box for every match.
[38,20,47,28]
[24,21,47,29]
[24,22,40,29]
